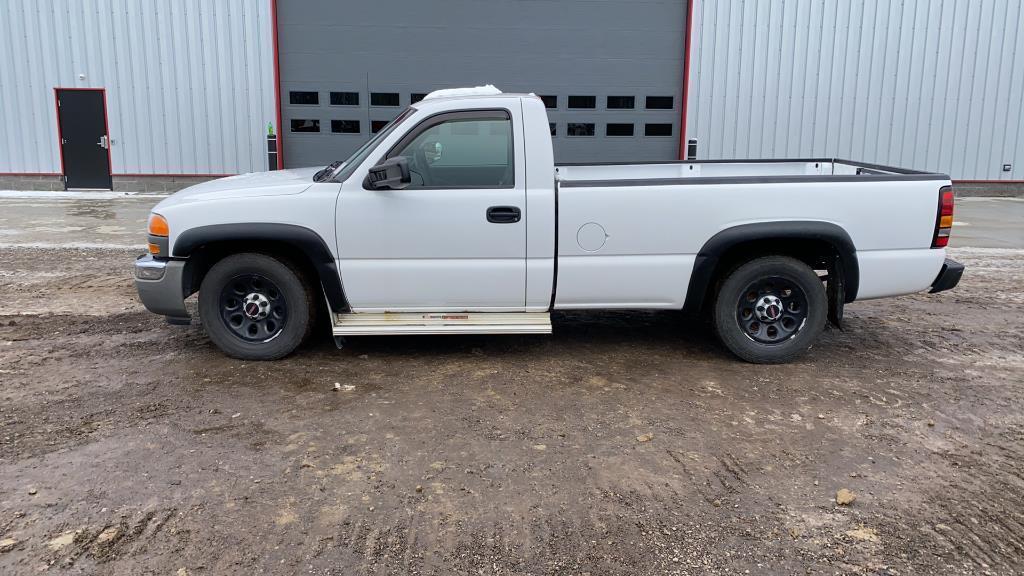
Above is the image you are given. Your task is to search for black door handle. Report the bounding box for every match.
[486,206,521,223]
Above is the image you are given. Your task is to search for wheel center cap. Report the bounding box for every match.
[242,293,270,320]
[755,295,784,322]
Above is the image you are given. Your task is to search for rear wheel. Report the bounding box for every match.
[713,256,827,363]
[198,253,314,360]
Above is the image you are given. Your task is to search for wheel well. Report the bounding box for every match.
[682,222,859,315]
[183,241,319,297]
[708,238,838,303]
[173,223,348,313]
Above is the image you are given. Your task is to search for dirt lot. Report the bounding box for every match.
[1,200,1023,574]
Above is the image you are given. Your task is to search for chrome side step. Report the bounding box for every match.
[331,312,552,336]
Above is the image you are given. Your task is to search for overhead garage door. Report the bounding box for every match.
[276,0,685,167]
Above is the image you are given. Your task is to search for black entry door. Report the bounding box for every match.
[57,89,112,189]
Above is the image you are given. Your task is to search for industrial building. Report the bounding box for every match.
[1,0,1021,191]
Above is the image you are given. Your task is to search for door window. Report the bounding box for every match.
[389,113,514,188]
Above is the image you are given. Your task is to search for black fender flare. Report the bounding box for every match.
[681,221,859,313]
[173,223,347,312]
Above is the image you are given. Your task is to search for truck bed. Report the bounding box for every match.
[551,158,950,310]
[556,158,946,186]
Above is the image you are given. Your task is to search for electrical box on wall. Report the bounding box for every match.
[1003,164,1013,172]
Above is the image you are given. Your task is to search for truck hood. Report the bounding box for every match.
[154,167,321,208]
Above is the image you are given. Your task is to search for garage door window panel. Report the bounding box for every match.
[388,111,514,189]
[291,119,320,133]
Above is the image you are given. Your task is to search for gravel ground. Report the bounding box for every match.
[0,242,1022,575]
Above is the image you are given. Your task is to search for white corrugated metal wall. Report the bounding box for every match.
[0,0,275,176]
[685,0,1024,181]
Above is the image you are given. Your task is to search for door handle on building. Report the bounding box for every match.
[97,135,109,149]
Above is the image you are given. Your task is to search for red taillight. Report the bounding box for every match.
[932,186,954,248]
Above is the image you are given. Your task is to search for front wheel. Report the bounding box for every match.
[713,256,827,364]
[198,253,314,360]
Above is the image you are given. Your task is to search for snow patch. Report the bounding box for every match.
[0,190,168,200]
[423,85,502,100]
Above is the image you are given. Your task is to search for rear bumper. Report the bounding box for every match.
[929,258,965,293]
[134,254,190,322]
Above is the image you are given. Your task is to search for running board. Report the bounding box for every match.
[331,312,552,336]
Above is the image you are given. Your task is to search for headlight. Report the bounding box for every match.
[148,213,169,237]
[147,214,169,255]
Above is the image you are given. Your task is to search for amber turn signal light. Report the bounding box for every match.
[148,213,169,237]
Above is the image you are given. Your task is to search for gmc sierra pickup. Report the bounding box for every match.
[135,86,964,363]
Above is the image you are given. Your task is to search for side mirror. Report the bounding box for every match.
[366,156,411,190]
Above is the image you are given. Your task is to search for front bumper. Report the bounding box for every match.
[929,258,965,293]
[134,254,190,322]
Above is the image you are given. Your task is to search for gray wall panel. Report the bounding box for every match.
[0,0,276,177]
[686,0,1024,180]
[278,0,686,167]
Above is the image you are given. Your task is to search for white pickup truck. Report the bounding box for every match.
[135,86,963,363]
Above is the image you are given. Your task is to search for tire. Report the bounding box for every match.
[712,256,827,364]
[198,253,315,360]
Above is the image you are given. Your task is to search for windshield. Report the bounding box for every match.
[320,107,417,183]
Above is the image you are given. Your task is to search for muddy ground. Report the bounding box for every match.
[1,210,1023,574]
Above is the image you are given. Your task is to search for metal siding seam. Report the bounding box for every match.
[31,0,51,171]
[179,0,196,172]
[812,0,826,155]
[950,1,975,178]
[870,0,886,160]
[706,0,718,158]
[849,0,864,159]
[749,0,766,157]
[201,2,219,172]
[999,0,1020,181]
[966,1,991,178]
[221,1,236,173]
[966,0,986,178]
[187,0,205,174]
[10,0,26,171]
[760,0,774,156]
[823,0,840,156]
[230,1,243,172]
[769,0,783,157]
[890,0,907,165]
[915,0,934,171]
[939,1,962,174]
[168,1,184,172]
[723,0,734,158]
[19,0,34,171]
[2,2,17,169]
[239,0,252,172]
[1009,0,1024,180]
[978,0,1009,179]
[240,0,252,172]
[0,7,10,169]
[139,3,156,172]
[919,0,937,170]
[804,0,818,156]
[810,0,824,155]
[733,0,749,157]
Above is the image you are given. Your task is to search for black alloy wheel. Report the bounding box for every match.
[735,276,809,344]
[198,253,315,360]
[713,256,827,364]
[219,273,288,342]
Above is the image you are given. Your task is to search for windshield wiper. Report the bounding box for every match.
[313,161,343,182]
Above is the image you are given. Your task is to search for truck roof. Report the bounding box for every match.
[423,85,502,100]
[420,85,538,102]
